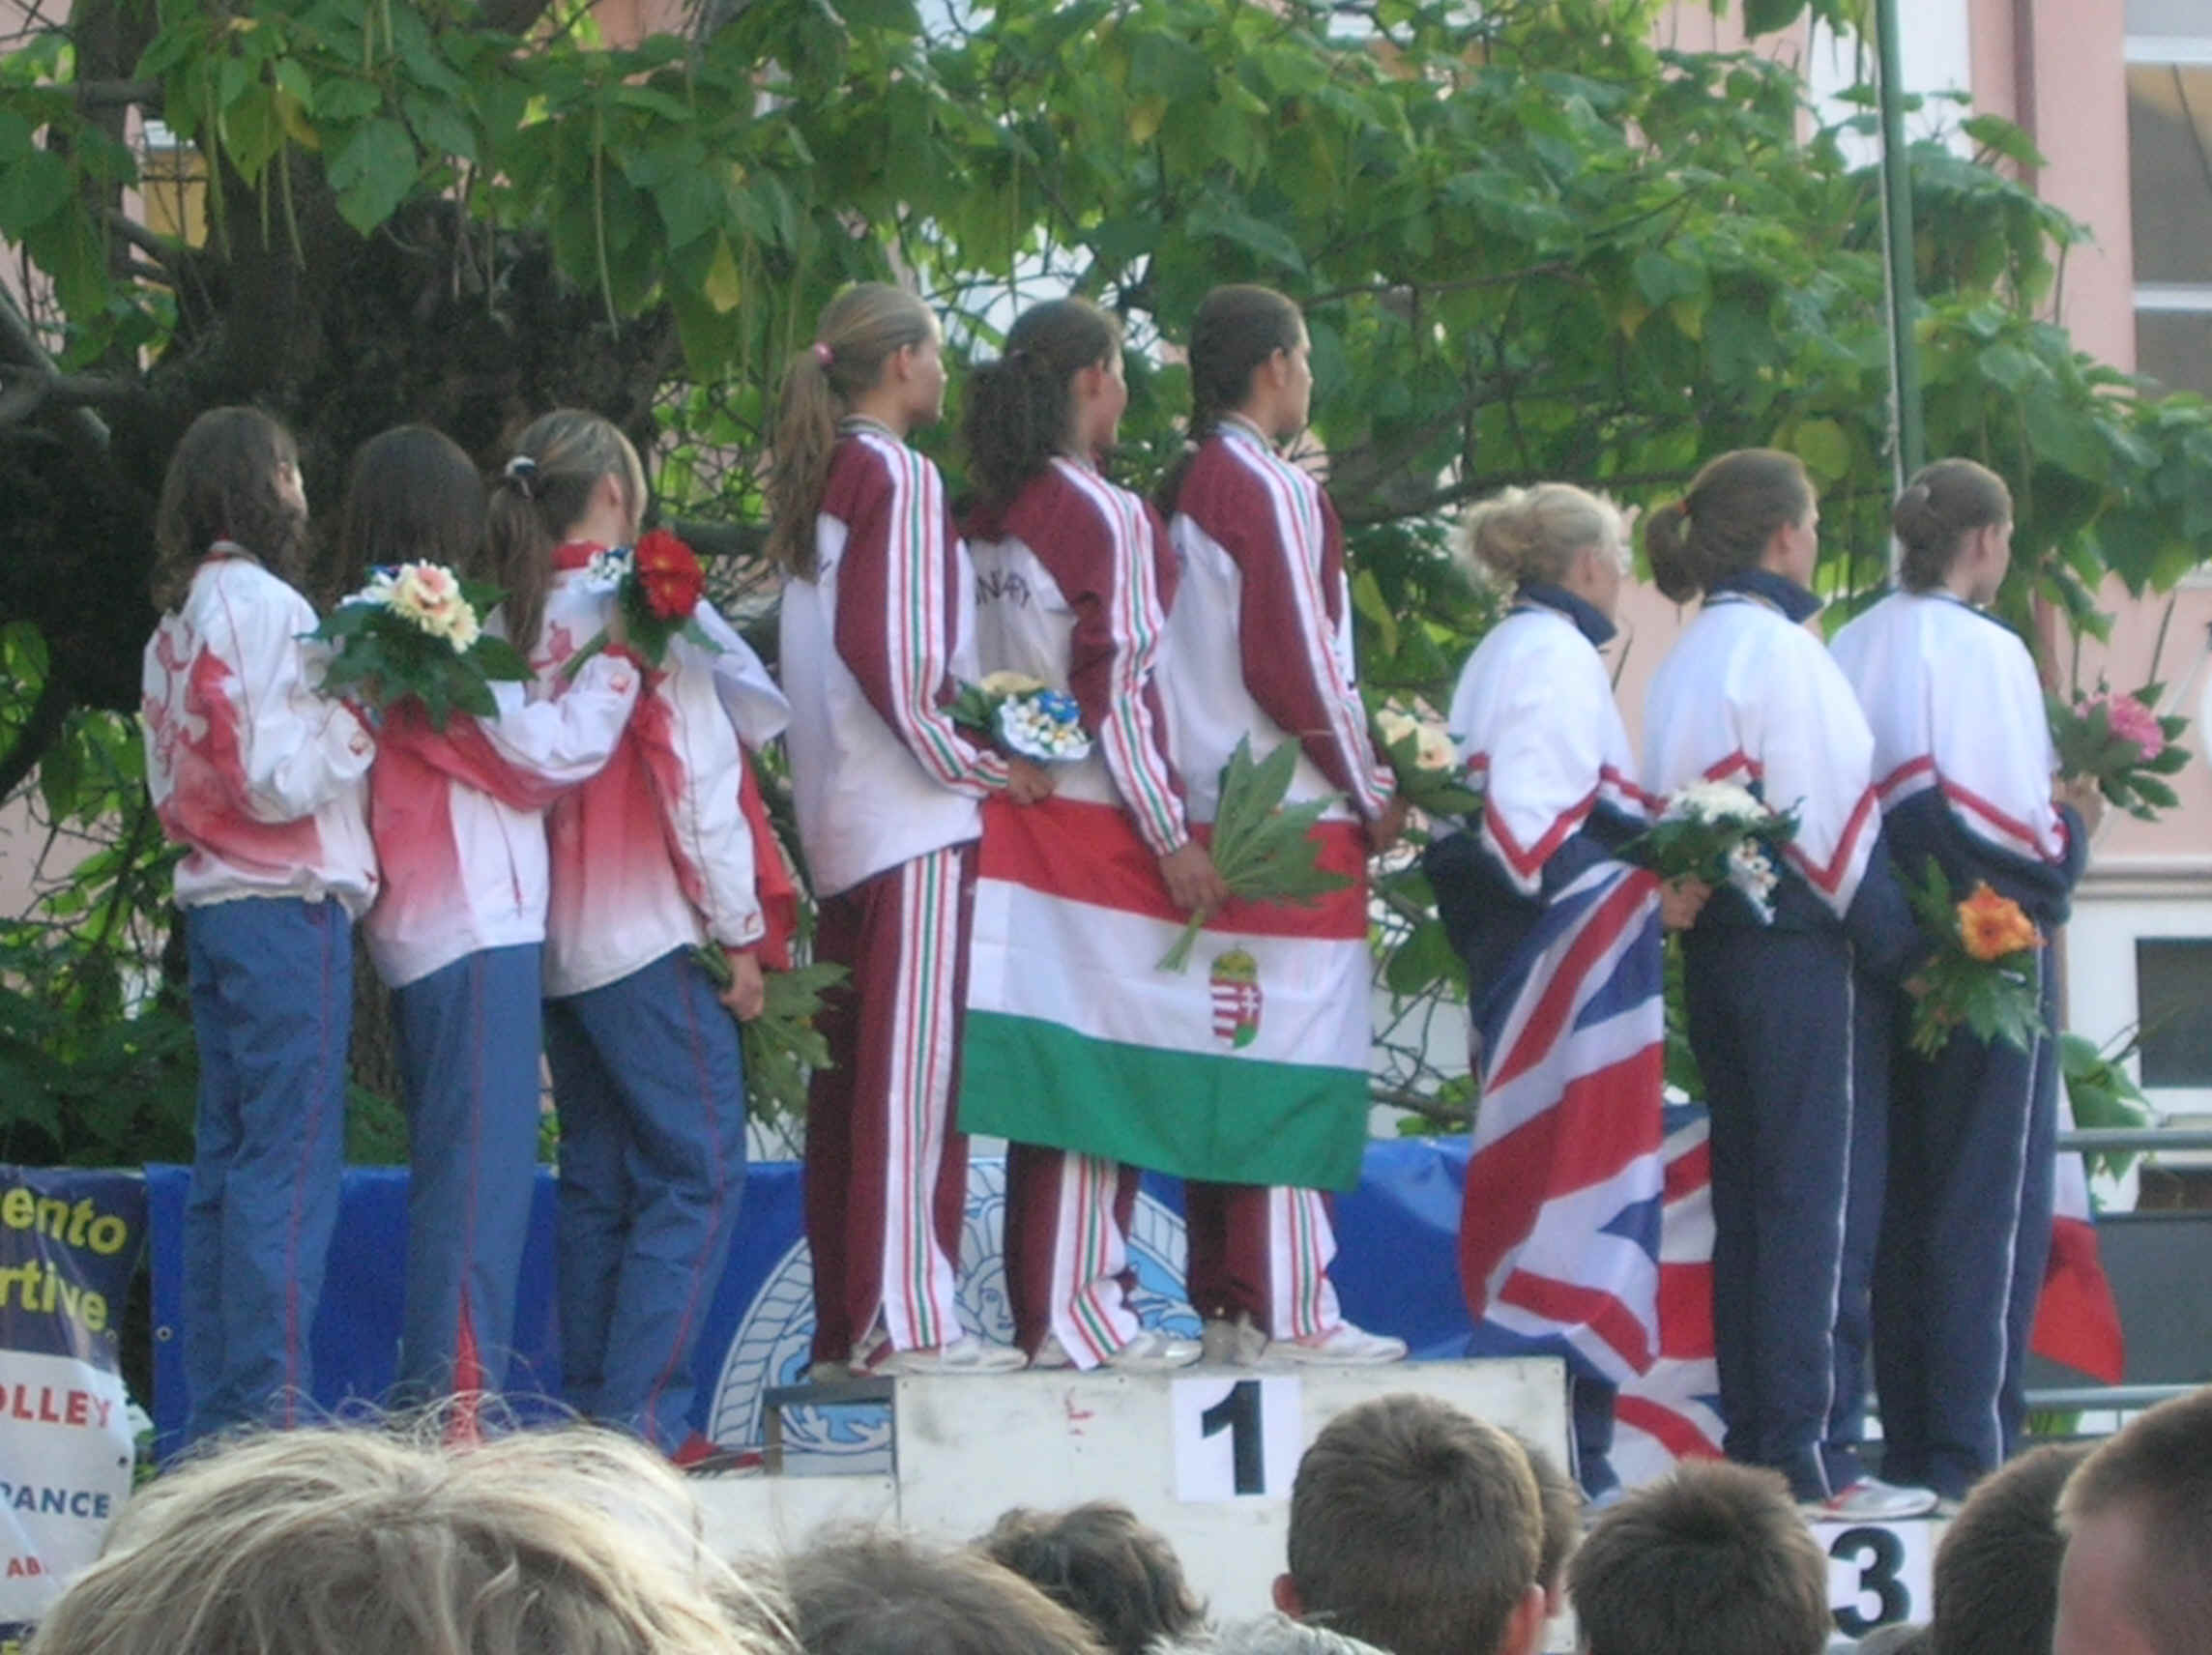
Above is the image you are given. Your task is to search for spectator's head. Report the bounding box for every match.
[2054,1385,2212,1655]
[1516,1440,1582,1616]
[978,1501,1206,1655]
[1278,1393,1545,1655]
[1568,1460,1828,1655]
[24,1423,787,1655]
[1930,1442,2089,1655]
[785,1530,1107,1655]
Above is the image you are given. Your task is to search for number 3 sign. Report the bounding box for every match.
[1171,1376,1306,1501]
[1816,1521,1936,1636]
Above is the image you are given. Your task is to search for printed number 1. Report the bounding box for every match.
[1200,1379,1266,1495]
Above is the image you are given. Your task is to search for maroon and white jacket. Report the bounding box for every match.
[141,548,377,914]
[1158,421,1392,826]
[780,423,1011,898]
[364,647,641,990]
[965,457,1189,856]
[532,543,785,997]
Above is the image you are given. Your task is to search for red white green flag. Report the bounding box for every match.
[958,794,1372,1190]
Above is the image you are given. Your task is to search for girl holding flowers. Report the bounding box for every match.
[1153,283,1405,1366]
[1641,448,1927,1517]
[494,409,791,1458]
[343,424,642,1415]
[141,407,375,1440]
[959,296,1223,1373]
[1430,482,1705,1497]
[769,282,1051,1378]
[1829,457,2096,1501]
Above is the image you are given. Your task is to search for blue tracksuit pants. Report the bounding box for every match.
[392,944,543,1403]
[544,945,747,1449]
[1683,924,1878,1502]
[182,896,352,1442]
[1873,956,2055,1498]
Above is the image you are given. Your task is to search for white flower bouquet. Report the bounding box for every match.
[1623,778,1798,921]
[1372,704,1483,819]
[309,562,532,729]
[948,671,1094,764]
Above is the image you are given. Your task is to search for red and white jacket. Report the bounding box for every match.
[533,545,791,998]
[966,457,1190,856]
[780,424,1011,898]
[364,648,641,989]
[1158,421,1392,826]
[141,548,376,915]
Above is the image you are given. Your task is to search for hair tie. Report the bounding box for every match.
[502,454,538,500]
[811,341,834,367]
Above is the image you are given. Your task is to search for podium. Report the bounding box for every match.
[693,1357,1570,1623]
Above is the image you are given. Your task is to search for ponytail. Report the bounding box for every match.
[962,298,1122,512]
[485,408,646,654]
[1156,283,1305,515]
[1458,482,1628,590]
[767,281,937,580]
[1892,458,2012,592]
[1643,448,1814,603]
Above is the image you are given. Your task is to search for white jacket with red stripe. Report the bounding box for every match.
[364,649,642,989]
[780,425,1011,898]
[532,546,788,997]
[1157,422,1392,827]
[140,549,377,915]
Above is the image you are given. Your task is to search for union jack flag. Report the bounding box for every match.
[1460,862,1668,1385]
[1613,1102,1727,1481]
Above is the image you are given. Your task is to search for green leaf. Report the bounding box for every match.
[0,148,73,234]
[326,117,420,235]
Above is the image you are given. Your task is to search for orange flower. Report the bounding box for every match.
[1957,883,2042,962]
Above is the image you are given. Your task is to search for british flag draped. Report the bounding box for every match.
[1459,862,1670,1385]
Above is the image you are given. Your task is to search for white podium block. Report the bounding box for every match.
[888,1358,1569,1621]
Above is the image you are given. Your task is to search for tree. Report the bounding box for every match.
[2,0,2205,1148]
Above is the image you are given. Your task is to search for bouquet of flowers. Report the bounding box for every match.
[309,562,532,729]
[1623,778,1798,921]
[1372,704,1483,820]
[564,529,715,676]
[1903,858,2046,1059]
[2048,681,2189,821]
[692,947,850,1125]
[1158,736,1353,972]
[947,671,1094,764]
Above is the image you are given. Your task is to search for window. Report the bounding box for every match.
[2136,939,2212,1088]
[2128,7,2212,395]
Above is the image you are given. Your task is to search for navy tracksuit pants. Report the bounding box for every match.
[1682,924,1880,1502]
[182,896,352,1442]
[545,945,748,1450]
[1870,957,2057,1498]
[391,944,544,1404]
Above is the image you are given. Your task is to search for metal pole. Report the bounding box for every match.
[1875,0,1926,479]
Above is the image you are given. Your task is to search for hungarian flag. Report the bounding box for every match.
[958,794,1371,1190]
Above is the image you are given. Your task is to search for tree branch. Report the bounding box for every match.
[0,287,110,457]
[104,208,185,268]
[73,77,160,110]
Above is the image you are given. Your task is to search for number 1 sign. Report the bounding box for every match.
[1171,1376,1306,1502]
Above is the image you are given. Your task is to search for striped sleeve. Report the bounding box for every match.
[1231,456,1391,821]
[1059,476,1189,857]
[832,440,1011,798]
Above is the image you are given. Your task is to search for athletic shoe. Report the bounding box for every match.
[1200,1314,1270,1366]
[799,1358,853,1385]
[852,1331,1027,1377]
[1271,1321,1409,1366]
[1807,1477,1941,1521]
[1032,1329,1204,1372]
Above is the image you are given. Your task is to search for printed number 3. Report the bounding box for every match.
[1199,1379,1266,1495]
[1829,1526,1910,1636]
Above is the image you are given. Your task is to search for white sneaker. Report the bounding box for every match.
[1030,1334,1076,1370]
[1103,1328,1203,1372]
[1201,1314,1270,1366]
[1807,1477,1940,1521]
[853,1332,1027,1377]
[1271,1321,1409,1365]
